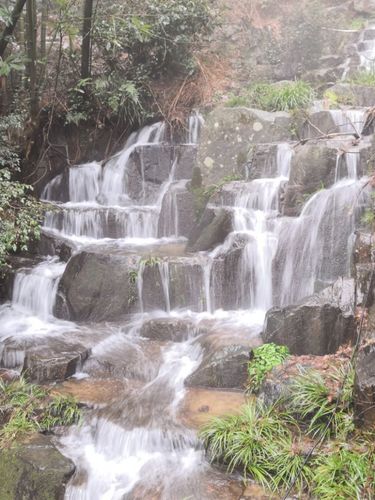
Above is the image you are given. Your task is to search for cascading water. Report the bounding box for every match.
[1,106,370,499]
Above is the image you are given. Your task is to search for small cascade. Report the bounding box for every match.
[188,113,204,144]
[205,143,293,312]
[335,149,360,182]
[158,261,171,313]
[276,177,367,305]
[330,109,366,135]
[12,258,66,319]
[69,162,102,203]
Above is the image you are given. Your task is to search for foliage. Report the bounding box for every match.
[226,81,315,112]
[361,208,375,226]
[200,400,303,491]
[288,365,355,439]
[350,17,366,31]
[312,447,374,499]
[350,70,375,87]
[140,256,161,267]
[200,363,372,496]
[247,343,289,393]
[0,377,81,448]
[0,115,44,270]
[65,0,215,126]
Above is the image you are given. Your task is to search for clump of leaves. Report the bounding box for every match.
[312,446,374,500]
[247,343,289,393]
[200,400,311,492]
[350,70,375,87]
[225,81,315,112]
[0,377,81,448]
[288,365,355,439]
[361,208,375,226]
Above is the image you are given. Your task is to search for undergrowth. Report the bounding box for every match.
[247,343,289,393]
[0,377,81,448]
[350,70,375,87]
[200,363,375,498]
[226,81,315,112]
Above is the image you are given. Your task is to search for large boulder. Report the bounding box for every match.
[263,288,356,355]
[55,251,139,321]
[0,434,75,500]
[140,318,202,342]
[198,107,291,185]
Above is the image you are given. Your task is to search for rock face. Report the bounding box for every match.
[198,107,291,185]
[328,83,375,107]
[157,181,196,238]
[263,291,356,356]
[0,434,75,500]
[55,251,139,321]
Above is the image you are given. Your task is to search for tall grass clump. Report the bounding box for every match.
[0,377,81,447]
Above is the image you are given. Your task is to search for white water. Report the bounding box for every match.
[1,111,370,498]
[330,109,365,135]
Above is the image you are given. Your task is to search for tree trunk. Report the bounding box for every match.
[26,0,38,116]
[81,0,94,80]
[0,0,27,58]
[40,0,49,61]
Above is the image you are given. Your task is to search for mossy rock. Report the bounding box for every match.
[0,434,75,500]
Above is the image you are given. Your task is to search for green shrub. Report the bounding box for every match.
[247,343,289,393]
[361,208,375,226]
[288,365,354,439]
[200,400,301,491]
[312,447,374,500]
[350,70,375,87]
[247,81,315,112]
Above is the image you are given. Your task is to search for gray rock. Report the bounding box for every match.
[0,434,75,500]
[187,208,232,253]
[328,83,375,107]
[55,251,139,321]
[140,318,202,342]
[198,107,291,185]
[23,344,91,383]
[247,143,279,179]
[263,293,356,356]
[186,344,250,389]
[39,232,75,262]
[283,142,338,216]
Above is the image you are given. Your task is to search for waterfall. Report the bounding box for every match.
[12,258,66,319]
[69,162,102,203]
[330,109,366,135]
[276,178,367,305]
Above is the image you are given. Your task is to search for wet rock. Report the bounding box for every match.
[328,83,375,107]
[199,107,291,185]
[140,318,201,342]
[283,142,338,216]
[39,232,75,262]
[157,181,195,238]
[263,292,356,356]
[0,434,75,500]
[168,258,206,311]
[354,337,375,426]
[55,251,139,321]
[186,344,250,389]
[187,208,232,253]
[23,344,91,383]
[299,111,336,140]
[247,143,279,179]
